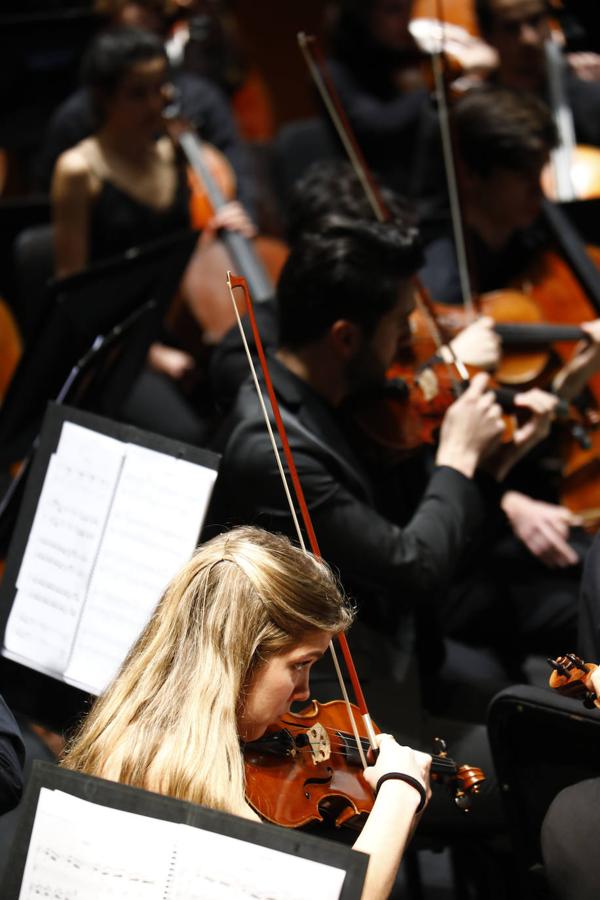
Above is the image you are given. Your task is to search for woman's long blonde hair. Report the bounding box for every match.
[61,527,353,816]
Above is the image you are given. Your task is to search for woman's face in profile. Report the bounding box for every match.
[104,56,170,138]
[237,631,333,743]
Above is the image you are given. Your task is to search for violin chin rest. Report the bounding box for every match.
[317,794,367,831]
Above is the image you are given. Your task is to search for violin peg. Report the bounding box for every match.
[547,657,569,677]
[454,792,471,813]
[432,736,447,756]
[565,652,586,671]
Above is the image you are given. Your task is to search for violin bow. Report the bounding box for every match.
[297,30,471,386]
[226,272,376,766]
[429,0,475,318]
[225,274,489,804]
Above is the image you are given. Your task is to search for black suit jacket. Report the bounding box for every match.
[205,356,492,681]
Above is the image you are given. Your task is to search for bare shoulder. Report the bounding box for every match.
[53,140,95,189]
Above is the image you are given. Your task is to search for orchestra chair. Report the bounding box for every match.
[12,223,54,340]
[487,684,600,899]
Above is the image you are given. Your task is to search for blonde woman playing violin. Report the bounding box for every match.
[62,526,431,900]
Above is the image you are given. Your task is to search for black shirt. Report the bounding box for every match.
[0,694,25,814]
[35,70,256,218]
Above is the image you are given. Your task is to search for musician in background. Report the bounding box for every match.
[420,86,600,654]
[61,526,432,900]
[324,0,445,220]
[476,0,600,147]
[164,0,275,141]
[51,27,252,442]
[205,212,565,726]
[421,86,600,403]
[209,160,501,413]
[36,0,256,219]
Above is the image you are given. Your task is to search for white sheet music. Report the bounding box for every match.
[5,425,124,675]
[19,788,178,899]
[3,422,217,695]
[19,789,347,900]
[64,445,217,693]
[172,821,347,900]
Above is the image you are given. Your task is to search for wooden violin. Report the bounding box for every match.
[548,653,599,708]
[244,700,485,830]
[164,113,287,345]
[351,361,529,455]
[408,291,587,387]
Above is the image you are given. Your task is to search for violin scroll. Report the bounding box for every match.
[431,737,485,812]
[548,653,599,707]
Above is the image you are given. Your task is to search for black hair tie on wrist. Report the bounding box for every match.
[375,772,427,813]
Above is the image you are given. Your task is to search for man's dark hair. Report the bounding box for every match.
[285,160,415,243]
[475,0,549,36]
[454,86,557,176]
[82,26,167,120]
[277,214,422,349]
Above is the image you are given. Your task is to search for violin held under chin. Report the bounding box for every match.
[243,699,485,830]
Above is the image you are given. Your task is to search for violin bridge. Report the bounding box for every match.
[416,368,440,402]
[307,723,331,765]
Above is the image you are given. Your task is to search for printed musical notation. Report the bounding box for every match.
[19,789,347,900]
[4,422,218,696]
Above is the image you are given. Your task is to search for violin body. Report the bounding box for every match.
[244,700,375,829]
[408,289,576,386]
[0,299,21,403]
[166,118,288,347]
[186,142,237,230]
[181,234,287,345]
[244,699,485,829]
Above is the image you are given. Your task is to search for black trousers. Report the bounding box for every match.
[541,777,600,900]
[438,530,591,668]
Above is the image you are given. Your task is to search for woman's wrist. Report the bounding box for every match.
[375,772,427,812]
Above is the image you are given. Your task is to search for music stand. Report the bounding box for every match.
[0,297,159,559]
[0,228,198,468]
[0,401,220,733]
[5,761,368,900]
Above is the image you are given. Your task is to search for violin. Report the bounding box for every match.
[297,33,574,456]
[164,113,287,345]
[408,292,586,387]
[185,140,237,230]
[243,700,485,829]
[0,299,22,404]
[548,653,599,707]
[351,360,533,455]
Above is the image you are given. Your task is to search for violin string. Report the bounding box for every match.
[226,274,369,770]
